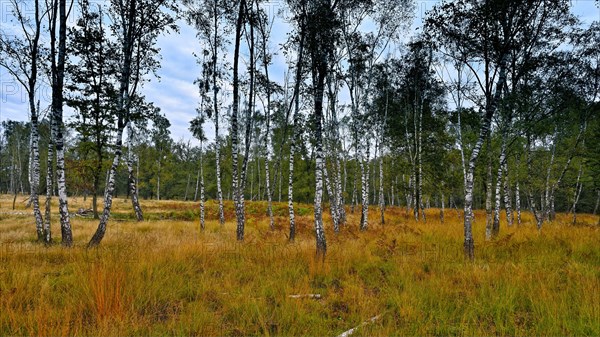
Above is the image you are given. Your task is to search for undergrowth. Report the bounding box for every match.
[0,195,598,336]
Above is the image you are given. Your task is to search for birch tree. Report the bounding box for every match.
[46,0,75,246]
[0,0,46,242]
[190,116,207,230]
[88,0,175,247]
[66,0,118,220]
[185,0,228,225]
[426,0,572,259]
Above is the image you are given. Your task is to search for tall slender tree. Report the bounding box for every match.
[89,0,175,247]
[0,0,46,242]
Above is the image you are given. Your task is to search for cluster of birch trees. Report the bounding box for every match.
[1,0,598,258]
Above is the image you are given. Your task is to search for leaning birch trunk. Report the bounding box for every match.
[492,140,506,237]
[127,122,143,221]
[570,162,583,224]
[88,128,124,247]
[547,122,586,223]
[53,0,72,246]
[88,0,137,247]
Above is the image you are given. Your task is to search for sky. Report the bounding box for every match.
[1,0,599,146]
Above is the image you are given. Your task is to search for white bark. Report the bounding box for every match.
[200,141,205,230]
[359,140,370,231]
[503,161,513,227]
[127,122,143,221]
[288,21,305,241]
[570,162,583,224]
[516,180,521,225]
[324,163,339,232]
[378,148,385,225]
[53,0,72,246]
[485,151,493,240]
[492,139,506,237]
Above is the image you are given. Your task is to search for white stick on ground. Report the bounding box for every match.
[336,315,381,337]
[287,294,322,299]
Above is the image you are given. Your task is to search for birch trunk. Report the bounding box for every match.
[351,162,357,213]
[359,142,370,231]
[288,20,305,242]
[503,161,513,227]
[492,140,506,238]
[44,113,54,243]
[413,171,418,221]
[485,147,493,240]
[260,16,275,231]
[52,0,72,246]
[232,0,245,241]
[515,156,522,225]
[379,149,385,225]
[200,141,205,230]
[418,105,425,222]
[336,153,346,226]
[30,107,44,241]
[570,162,583,224]
[127,122,143,221]
[88,128,124,247]
[516,180,521,225]
[313,73,327,257]
[212,0,225,225]
[88,0,136,247]
[526,136,544,230]
[324,164,340,232]
[464,57,507,260]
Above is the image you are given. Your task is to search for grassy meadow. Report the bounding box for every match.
[0,194,599,336]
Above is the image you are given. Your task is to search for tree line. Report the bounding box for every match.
[0,0,598,259]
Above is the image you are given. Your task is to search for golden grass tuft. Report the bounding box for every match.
[0,194,599,336]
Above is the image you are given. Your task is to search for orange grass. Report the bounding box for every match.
[0,194,599,335]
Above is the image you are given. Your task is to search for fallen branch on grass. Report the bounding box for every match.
[336,315,381,337]
[287,294,322,299]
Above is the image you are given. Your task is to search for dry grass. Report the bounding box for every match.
[1,194,599,336]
